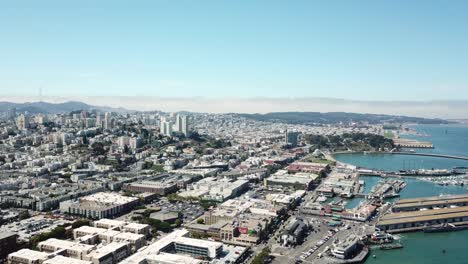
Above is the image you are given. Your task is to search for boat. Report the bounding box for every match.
[452,167,468,174]
[371,231,394,242]
[380,243,403,250]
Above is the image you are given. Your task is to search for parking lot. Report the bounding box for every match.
[154,198,205,223]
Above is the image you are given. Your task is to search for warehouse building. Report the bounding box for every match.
[60,192,139,219]
[392,194,468,212]
[377,205,468,232]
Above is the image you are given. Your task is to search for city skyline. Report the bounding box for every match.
[1,95,468,119]
[1,1,468,102]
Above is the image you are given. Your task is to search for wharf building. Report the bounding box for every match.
[286,161,330,175]
[331,235,361,260]
[391,194,468,212]
[377,194,468,232]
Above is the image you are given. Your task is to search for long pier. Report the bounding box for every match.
[333,151,468,161]
[390,152,468,161]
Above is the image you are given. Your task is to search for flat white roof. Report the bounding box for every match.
[119,229,222,264]
[94,218,127,227]
[39,238,95,252]
[145,253,202,264]
[124,222,149,230]
[75,225,107,234]
[87,242,129,259]
[81,192,138,205]
[114,232,145,241]
[8,249,50,261]
[43,255,92,264]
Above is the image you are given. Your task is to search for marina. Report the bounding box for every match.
[335,125,468,263]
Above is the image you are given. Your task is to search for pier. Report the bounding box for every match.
[393,138,434,149]
[390,152,468,161]
[353,179,404,199]
[377,195,468,233]
[333,151,468,161]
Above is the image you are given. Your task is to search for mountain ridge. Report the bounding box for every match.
[0,101,130,114]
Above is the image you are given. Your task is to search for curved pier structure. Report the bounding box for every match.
[390,152,468,161]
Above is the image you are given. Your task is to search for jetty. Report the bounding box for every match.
[393,138,434,149]
[390,152,468,161]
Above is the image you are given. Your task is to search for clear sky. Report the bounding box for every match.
[1,0,468,100]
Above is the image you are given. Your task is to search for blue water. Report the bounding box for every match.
[334,152,468,171]
[334,124,468,264]
[404,124,468,157]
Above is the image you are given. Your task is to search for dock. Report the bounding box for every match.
[357,168,462,178]
[353,179,403,199]
[393,138,433,149]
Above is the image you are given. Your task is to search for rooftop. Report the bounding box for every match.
[8,249,50,261]
[38,238,96,252]
[395,194,468,205]
[383,206,468,220]
[43,256,92,264]
[378,211,468,226]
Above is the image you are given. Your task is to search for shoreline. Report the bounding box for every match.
[331,151,468,162]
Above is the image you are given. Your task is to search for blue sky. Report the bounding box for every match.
[1,0,468,100]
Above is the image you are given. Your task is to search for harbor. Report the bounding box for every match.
[335,125,468,263]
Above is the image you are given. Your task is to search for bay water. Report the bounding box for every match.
[334,124,468,264]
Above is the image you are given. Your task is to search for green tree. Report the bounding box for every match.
[71,219,91,229]
[252,247,271,264]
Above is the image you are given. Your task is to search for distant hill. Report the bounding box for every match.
[238,112,450,124]
[0,101,129,114]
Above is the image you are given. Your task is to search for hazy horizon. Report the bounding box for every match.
[1,95,467,119]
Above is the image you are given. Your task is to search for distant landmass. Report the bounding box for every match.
[0,100,455,124]
[0,101,129,114]
[238,112,450,124]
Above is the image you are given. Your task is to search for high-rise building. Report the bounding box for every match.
[181,115,189,136]
[104,112,113,130]
[80,111,89,119]
[285,130,301,147]
[160,118,173,137]
[175,114,183,132]
[96,113,104,127]
[129,137,142,150]
[58,115,67,125]
[35,114,48,125]
[16,114,29,131]
[175,114,190,136]
[7,108,16,120]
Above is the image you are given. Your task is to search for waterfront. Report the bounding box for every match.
[335,124,468,264]
[334,152,468,171]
